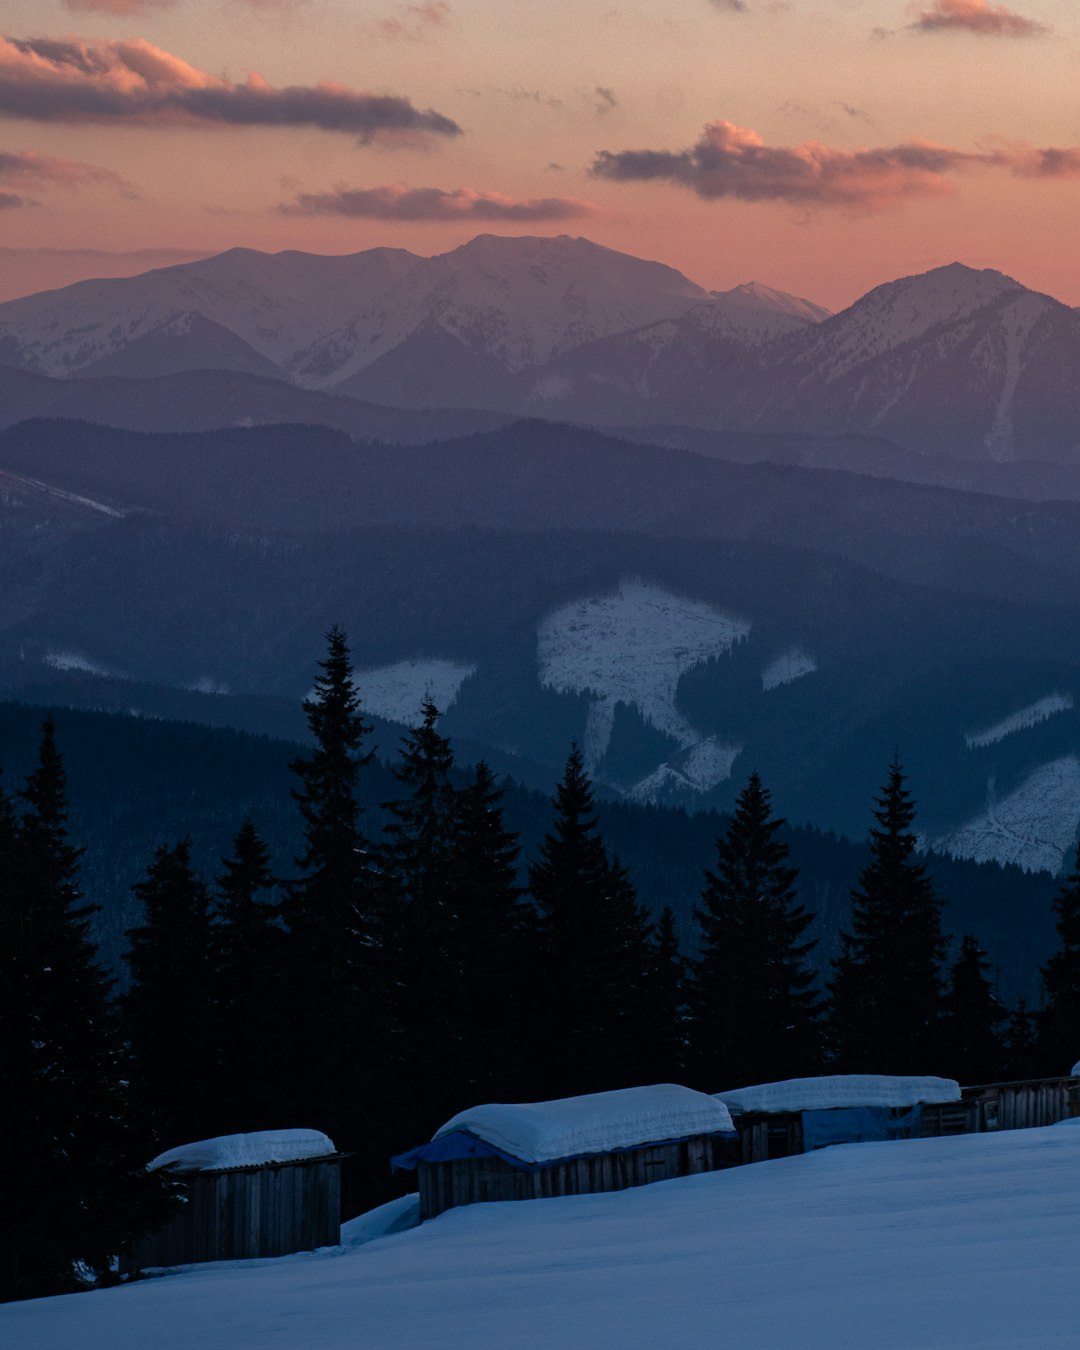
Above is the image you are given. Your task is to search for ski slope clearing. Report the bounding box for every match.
[9,1124,1080,1348]
[761,647,817,692]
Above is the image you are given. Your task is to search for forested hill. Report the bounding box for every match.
[0,702,1056,1000]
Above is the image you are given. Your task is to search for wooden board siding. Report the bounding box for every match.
[962,1077,1079,1132]
[919,1100,978,1138]
[417,1134,739,1221]
[134,1157,343,1270]
[736,1113,803,1165]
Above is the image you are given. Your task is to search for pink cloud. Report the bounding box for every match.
[909,0,1048,37]
[61,0,177,14]
[377,2,450,40]
[278,182,599,221]
[0,147,137,196]
[591,120,1080,210]
[0,35,461,140]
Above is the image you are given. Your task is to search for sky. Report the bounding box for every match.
[0,0,1077,307]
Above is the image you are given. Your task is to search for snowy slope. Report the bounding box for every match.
[965,694,1073,748]
[11,1125,1080,1348]
[353,658,476,726]
[536,580,749,770]
[930,756,1080,873]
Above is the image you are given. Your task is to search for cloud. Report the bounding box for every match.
[0,148,138,197]
[593,86,618,115]
[0,190,27,208]
[377,2,451,40]
[591,119,1080,210]
[278,182,599,221]
[61,0,176,13]
[0,35,461,140]
[909,0,1048,36]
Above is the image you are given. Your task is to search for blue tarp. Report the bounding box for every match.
[800,1104,922,1152]
[391,1127,737,1173]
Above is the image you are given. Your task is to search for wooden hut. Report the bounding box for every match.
[715,1076,965,1164]
[134,1129,346,1269]
[392,1084,739,1221]
[960,1076,1080,1132]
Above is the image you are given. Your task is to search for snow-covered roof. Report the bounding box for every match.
[715,1075,961,1116]
[1071,1061,1080,1078]
[433,1085,734,1165]
[148,1129,337,1174]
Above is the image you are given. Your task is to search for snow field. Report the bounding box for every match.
[965,693,1073,748]
[351,658,476,726]
[761,647,817,692]
[537,580,749,771]
[10,1124,1080,1348]
[930,755,1080,873]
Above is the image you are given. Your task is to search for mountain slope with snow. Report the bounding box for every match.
[8,1125,1080,1348]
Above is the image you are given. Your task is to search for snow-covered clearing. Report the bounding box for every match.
[43,651,116,678]
[965,693,1073,748]
[627,736,742,803]
[9,1124,1080,1348]
[537,580,749,770]
[930,755,1080,873]
[761,647,817,692]
[352,658,476,726]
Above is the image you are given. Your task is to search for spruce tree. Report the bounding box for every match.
[941,935,1005,1084]
[380,700,462,1118]
[829,759,948,1074]
[1,724,173,1302]
[125,839,215,1145]
[1038,846,1080,1075]
[207,819,282,1131]
[280,627,386,1204]
[528,747,652,1098]
[446,761,535,1105]
[690,772,822,1091]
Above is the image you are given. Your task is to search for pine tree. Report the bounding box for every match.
[690,772,822,1091]
[446,761,535,1105]
[125,839,215,1145]
[280,627,387,1204]
[0,723,174,1302]
[1038,846,1080,1075]
[207,819,282,1131]
[941,935,1005,1084]
[380,701,462,1117]
[829,759,948,1074]
[638,906,689,1082]
[528,747,652,1098]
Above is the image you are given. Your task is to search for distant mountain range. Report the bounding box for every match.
[1,235,1079,462]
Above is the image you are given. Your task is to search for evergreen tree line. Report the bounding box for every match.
[6,626,1080,1300]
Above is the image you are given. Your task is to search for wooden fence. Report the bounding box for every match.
[134,1156,345,1269]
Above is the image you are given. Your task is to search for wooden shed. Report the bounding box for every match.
[715,1075,965,1164]
[392,1084,739,1221]
[961,1076,1080,1132]
[134,1129,346,1269]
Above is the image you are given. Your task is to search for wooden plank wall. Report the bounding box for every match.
[135,1159,342,1269]
[964,1078,1077,1132]
[418,1134,739,1220]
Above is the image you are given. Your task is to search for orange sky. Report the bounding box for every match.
[0,0,1077,308]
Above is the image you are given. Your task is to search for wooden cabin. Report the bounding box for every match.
[392,1084,739,1221]
[961,1076,1080,1132]
[135,1129,346,1269]
[715,1076,965,1163]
